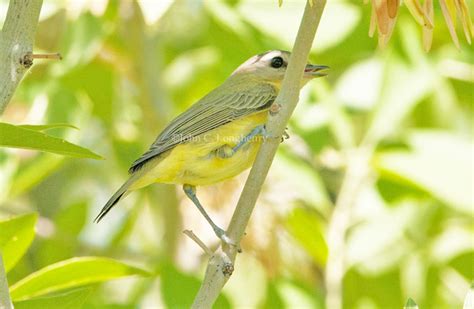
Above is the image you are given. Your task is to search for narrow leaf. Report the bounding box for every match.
[459,0,474,39]
[455,0,472,44]
[285,208,328,265]
[0,122,103,159]
[387,0,399,18]
[0,213,37,272]
[17,123,79,131]
[439,0,460,48]
[405,0,425,26]
[373,0,389,34]
[10,257,150,301]
[378,13,397,48]
[369,3,377,37]
[422,0,435,51]
[13,288,91,309]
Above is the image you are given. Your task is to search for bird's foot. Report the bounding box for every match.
[262,125,289,143]
[281,128,290,142]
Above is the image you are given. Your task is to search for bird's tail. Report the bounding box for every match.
[94,174,141,223]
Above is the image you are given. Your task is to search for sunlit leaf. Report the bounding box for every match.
[0,213,37,272]
[10,257,150,301]
[13,288,91,309]
[0,122,103,160]
[17,123,78,131]
[365,59,435,143]
[273,150,332,215]
[276,280,324,309]
[285,207,328,266]
[375,131,473,213]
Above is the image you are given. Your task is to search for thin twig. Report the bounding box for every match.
[191,1,327,307]
[30,52,62,60]
[183,230,213,256]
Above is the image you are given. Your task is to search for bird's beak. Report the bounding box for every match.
[304,64,329,78]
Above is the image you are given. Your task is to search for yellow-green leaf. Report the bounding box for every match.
[17,123,79,131]
[0,122,103,160]
[0,213,37,272]
[13,288,91,309]
[10,257,150,301]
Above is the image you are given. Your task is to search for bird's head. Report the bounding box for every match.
[231,50,328,89]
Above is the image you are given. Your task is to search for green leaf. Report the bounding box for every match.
[375,131,473,213]
[10,257,150,301]
[17,123,79,131]
[13,288,91,309]
[285,207,328,266]
[0,122,103,160]
[365,58,435,144]
[0,213,37,272]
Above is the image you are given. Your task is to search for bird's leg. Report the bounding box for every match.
[215,125,266,159]
[183,184,236,247]
[216,125,288,159]
[232,125,266,153]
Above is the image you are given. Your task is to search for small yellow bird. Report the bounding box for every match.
[95,50,328,244]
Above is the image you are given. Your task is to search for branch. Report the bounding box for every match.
[191,1,327,307]
[0,0,43,115]
[0,254,12,309]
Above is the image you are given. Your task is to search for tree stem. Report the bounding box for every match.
[0,0,43,115]
[0,1,43,307]
[0,254,12,309]
[191,1,327,307]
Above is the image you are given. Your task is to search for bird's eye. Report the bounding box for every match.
[270,56,284,68]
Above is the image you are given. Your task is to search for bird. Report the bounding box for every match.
[94,50,328,245]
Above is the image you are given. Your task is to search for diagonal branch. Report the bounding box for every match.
[191,1,327,307]
[0,0,43,115]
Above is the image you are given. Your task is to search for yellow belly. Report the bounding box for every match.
[131,111,268,188]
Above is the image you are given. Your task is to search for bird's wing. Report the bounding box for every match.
[129,83,277,173]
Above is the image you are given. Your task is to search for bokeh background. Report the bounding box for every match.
[0,0,473,308]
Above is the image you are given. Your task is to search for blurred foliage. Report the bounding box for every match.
[0,0,472,308]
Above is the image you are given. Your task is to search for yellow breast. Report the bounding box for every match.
[131,111,268,189]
